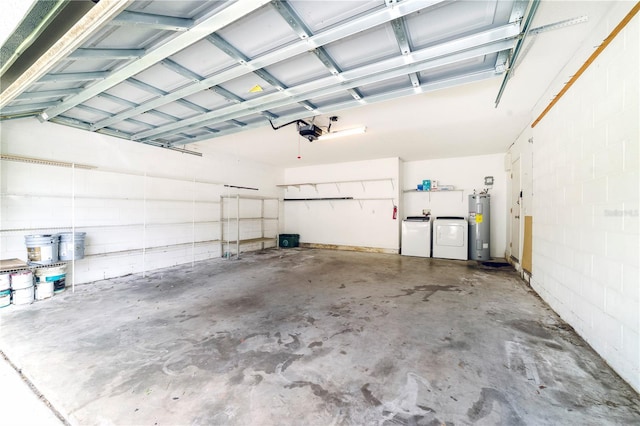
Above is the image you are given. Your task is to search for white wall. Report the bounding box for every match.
[508,4,639,392]
[403,154,508,258]
[1,118,282,284]
[282,158,401,251]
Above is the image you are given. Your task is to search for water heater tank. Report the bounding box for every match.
[469,194,490,260]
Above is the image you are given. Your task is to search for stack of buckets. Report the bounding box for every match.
[8,232,87,306]
[4,271,35,306]
[0,273,11,307]
[1,271,38,307]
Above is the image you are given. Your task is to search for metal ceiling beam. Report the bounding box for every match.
[170,68,499,146]
[51,114,127,137]
[126,77,206,112]
[273,0,364,102]
[508,0,530,22]
[1,101,59,116]
[495,0,540,107]
[270,0,309,39]
[74,102,198,141]
[0,0,131,108]
[495,0,528,78]
[529,15,588,35]
[494,51,510,73]
[48,115,203,156]
[38,71,110,82]
[310,48,365,102]
[203,34,306,118]
[391,18,411,56]
[87,0,446,131]
[133,23,519,141]
[390,17,421,88]
[141,38,513,142]
[160,59,207,84]
[38,0,272,121]
[69,103,109,116]
[140,37,514,141]
[68,49,145,60]
[160,58,278,121]
[110,10,194,31]
[16,88,81,101]
[124,77,223,134]
[50,115,94,130]
[97,92,208,139]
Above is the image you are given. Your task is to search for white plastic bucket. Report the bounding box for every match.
[0,273,10,291]
[12,286,34,305]
[35,264,67,293]
[25,234,59,264]
[10,271,33,290]
[0,290,10,308]
[35,281,54,300]
[58,232,86,261]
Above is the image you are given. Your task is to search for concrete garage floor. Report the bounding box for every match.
[1,248,638,425]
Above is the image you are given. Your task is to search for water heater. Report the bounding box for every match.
[469,194,490,260]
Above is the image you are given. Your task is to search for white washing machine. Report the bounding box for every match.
[401,217,431,257]
[432,217,468,260]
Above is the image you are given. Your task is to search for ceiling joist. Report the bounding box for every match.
[133,23,519,141]
[37,0,272,121]
[1,0,534,148]
[110,10,194,31]
[86,0,446,132]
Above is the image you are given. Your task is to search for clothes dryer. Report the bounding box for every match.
[432,217,468,260]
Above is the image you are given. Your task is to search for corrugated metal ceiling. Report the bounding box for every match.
[1,0,533,150]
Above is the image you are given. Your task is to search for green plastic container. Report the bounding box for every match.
[279,234,300,248]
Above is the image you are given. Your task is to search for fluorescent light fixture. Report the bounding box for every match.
[318,126,366,141]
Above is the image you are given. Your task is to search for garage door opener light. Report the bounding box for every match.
[317,126,366,141]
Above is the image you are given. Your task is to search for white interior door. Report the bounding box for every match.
[510,158,521,261]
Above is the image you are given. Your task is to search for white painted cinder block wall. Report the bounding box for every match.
[403,154,508,258]
[282,158,401,251]
[1,118,282,285]
[508,5,639,392]
[282,155,508,257]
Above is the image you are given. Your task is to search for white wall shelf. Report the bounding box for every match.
[0,260,68,274]
[220,195,279,259]
[403,189,464,202]
[283,197,396,209]
[82,239,223,259]
[1,221,222,234]
[277,177,395,192]
[1,193,220,204]
[222,237,275,246]
[221,217,278,221]
[0,163,230,282]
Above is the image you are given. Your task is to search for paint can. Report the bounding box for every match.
[0,289,11,308]
[35,265,67,293]
[0,273,10,291]
[35,281,54,300]
[12,286,34,305]
[58,232,86,261]
[25,234,60,265]
[10,271,33,290]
